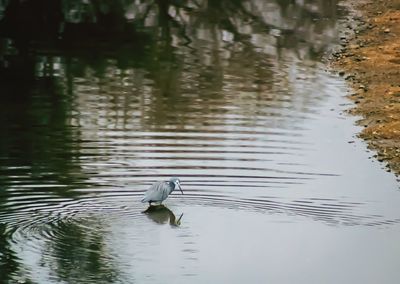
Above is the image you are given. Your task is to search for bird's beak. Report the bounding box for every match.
[177,213,183,224]
[177,182,183,194]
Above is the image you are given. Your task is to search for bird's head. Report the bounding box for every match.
[169,177,183,194]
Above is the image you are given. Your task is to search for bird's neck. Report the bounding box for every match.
[168,181,175,193]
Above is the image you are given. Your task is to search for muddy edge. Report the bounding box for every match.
[330,0,400,177]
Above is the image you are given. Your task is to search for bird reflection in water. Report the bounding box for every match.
[143,205,183,227]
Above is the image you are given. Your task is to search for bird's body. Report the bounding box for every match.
[141,177,183,205]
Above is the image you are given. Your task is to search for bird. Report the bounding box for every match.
[141,177,183,205]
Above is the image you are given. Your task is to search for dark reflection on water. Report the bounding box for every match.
[144,205,183,226]
[42,220,121,284]
[0,0,399,283]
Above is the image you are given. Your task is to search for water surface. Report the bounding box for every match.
[0,1,399,283]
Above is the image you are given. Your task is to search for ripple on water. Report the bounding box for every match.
[0,183,398,252]
[0,1,399,282]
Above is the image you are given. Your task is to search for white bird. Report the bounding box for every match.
[141,177,183,205]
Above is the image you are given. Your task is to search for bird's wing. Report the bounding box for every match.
[142,181,170,202]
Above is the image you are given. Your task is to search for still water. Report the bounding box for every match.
[0,1,400,283]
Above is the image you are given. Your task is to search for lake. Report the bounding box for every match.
[0,1,399,283]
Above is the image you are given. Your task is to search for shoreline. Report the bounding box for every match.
[331,0,400,176]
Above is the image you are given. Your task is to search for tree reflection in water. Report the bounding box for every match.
[41,220,123,283]
[0,0,342,282]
